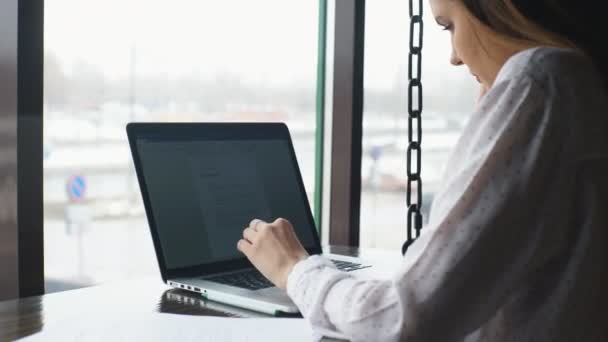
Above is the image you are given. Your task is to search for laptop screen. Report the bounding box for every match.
[135,136,318,270]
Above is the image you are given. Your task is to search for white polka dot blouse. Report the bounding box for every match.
[286,47,608,342]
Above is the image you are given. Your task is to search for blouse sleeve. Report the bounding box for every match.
[287,72,562,342]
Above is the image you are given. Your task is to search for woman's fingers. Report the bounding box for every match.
[243,227,257,243]
[236,239,252,256]
[249,218,266,231]
[236,217,309,289]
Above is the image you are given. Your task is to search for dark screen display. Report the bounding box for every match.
[136,138,317,270]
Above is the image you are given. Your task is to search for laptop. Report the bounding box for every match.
[126,122,375,315]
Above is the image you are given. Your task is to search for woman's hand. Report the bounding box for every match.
[237,218,309,290]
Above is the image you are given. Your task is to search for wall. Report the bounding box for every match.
[0,0,19,301]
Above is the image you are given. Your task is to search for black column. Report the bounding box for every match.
[0,0,45,300]
[18,0,45,298]
[329,0,365,247]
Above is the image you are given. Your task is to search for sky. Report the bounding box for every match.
[44,0,472,90]
[45,0,320,86]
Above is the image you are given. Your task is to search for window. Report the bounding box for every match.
[360,0,476,250]
[44,0,321,290]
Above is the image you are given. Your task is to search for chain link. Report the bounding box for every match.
[402,0,424,256]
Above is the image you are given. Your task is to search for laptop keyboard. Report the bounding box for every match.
[206,259,370,291]
[206,269,274,291]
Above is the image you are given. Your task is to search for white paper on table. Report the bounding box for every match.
[17,312,336,342]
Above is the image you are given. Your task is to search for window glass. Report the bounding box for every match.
[44,0,320,291]
[361,0,476,249]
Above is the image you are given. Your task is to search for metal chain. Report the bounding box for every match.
[402,0,424,256]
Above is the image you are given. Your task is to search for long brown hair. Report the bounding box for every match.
[461,0,608,85]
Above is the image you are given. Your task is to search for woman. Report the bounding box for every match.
[237,1,608,341]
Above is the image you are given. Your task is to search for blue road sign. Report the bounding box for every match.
[67,175,87,202]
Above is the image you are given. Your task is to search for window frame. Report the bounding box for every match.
[9,0,369,297]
